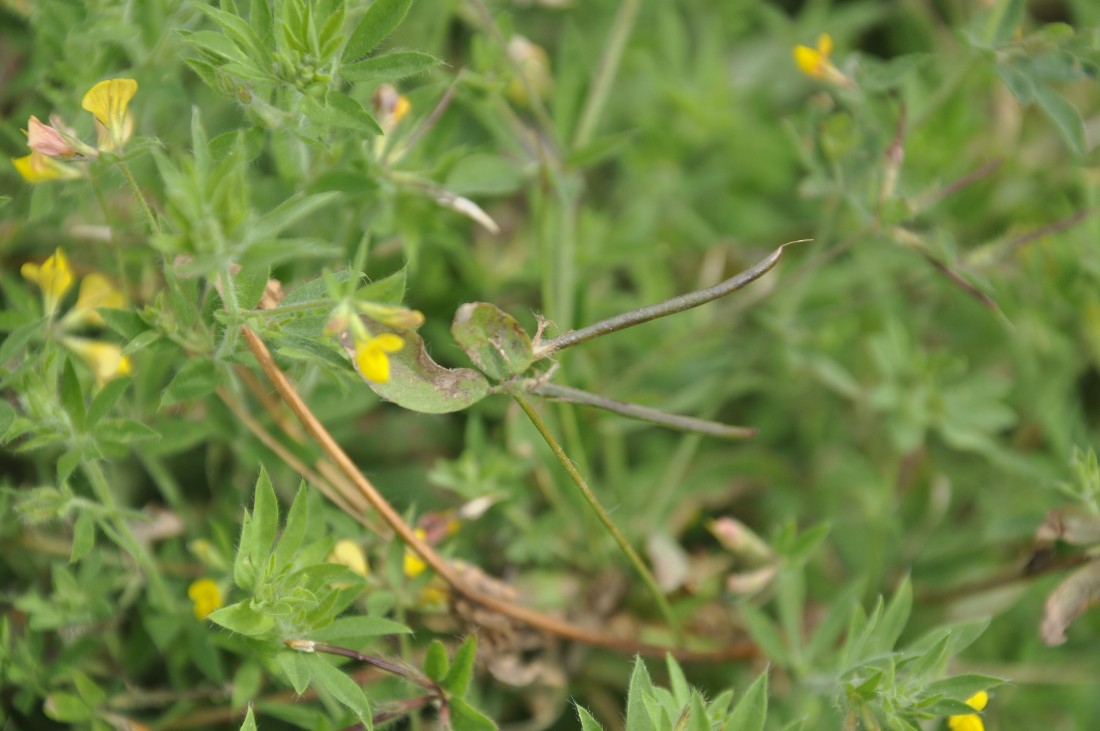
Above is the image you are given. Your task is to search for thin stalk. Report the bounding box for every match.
[573,0,642,149]
[116,160,159,235]
[538,242,801,356]
[512,393,680,635]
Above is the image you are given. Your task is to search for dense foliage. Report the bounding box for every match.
[2,0,1099,729]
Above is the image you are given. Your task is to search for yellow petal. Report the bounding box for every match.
[372,333,405,353]
[12,152,80,184]
[22,249,74,316]
[404,528,428,577]
[794,45,825,78]
[964,691,988,711]
[62,337,131,386]
[329,539,370,577]
[817,33,834,56]
[81,78,138,150]
[187,578,223,620]
[63,272,126,328]
[393,95,411,123]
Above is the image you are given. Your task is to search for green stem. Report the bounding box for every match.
[116,160,159,235]
[513,393,680,636]
[573,0,642,149]
[216,262,242,359]
[83,459,170,606]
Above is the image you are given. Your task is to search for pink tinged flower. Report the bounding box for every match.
[21,248,75,316]
[61,273,126,329]
[81,78,138,152]
[27,115,77,158]
[12,151,83,184]
[354,332,405,383]
[61,337,133,386]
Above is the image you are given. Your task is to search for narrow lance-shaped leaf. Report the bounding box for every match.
[342,0,413,61]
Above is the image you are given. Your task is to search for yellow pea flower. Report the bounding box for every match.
[12,151,82,184]
[354,332,404,384]
[793,33,851,86]
[187,578,223,620]
[21,248,75,316]
[328,539,370,578]
[61,273,126,329]
[81,78,138,152]
[403,528,428,578]
[947,691,988,731]
[61,337,133,386]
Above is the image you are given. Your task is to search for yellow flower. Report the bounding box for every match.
[12,151,82,184]
[81,78,138,152]
[21,248,75,316]
[61,337,133,386]
[187,578,223,620]
[403,528,428,578]
[372,84,412,132]
[947,691,988,731]
[354,332,404,384]
[793,33,851,86]
[60,273,126,329]
[328,539,370,578]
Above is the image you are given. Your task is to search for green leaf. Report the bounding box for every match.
[356,268,407,305]
[251,467,280,571]
[995,61,1034,102]
[208,601,277,637]
[686,692,709,731]
[423,639,450,682]
[1033,83,1087,157]
[230,661,263,711]
[70,510,96,564]
[450,697,497,731]
[0,400,14,440]
[239,705,258,731]
[305,654,372,726]
[625,658,655,731]
[451,302,534,380]
[60,357,86,432]
[342,0,412,61]
[350,322,491,413]
[44,692,91,722]
[161,359,218,407]
[272,483,308,573]
[72,670,106,708]
[0,322,38,367]
[986,0,1025,46]
[276,650,313,695]
[921,674,1003,702]
[739,603,789,665]
[302,91,382,135]
[86,377,129,428]
[666,654,690,706]
[234,510,257,590]
[442,634,477,697]
[874,576,912,653]
[310,616,411,644]
[727,672,768,731]
[250,0,273,45]
[94,418,159,445]
[341,50,440,82]
[576,705,605,731]
[444,154,526,197]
